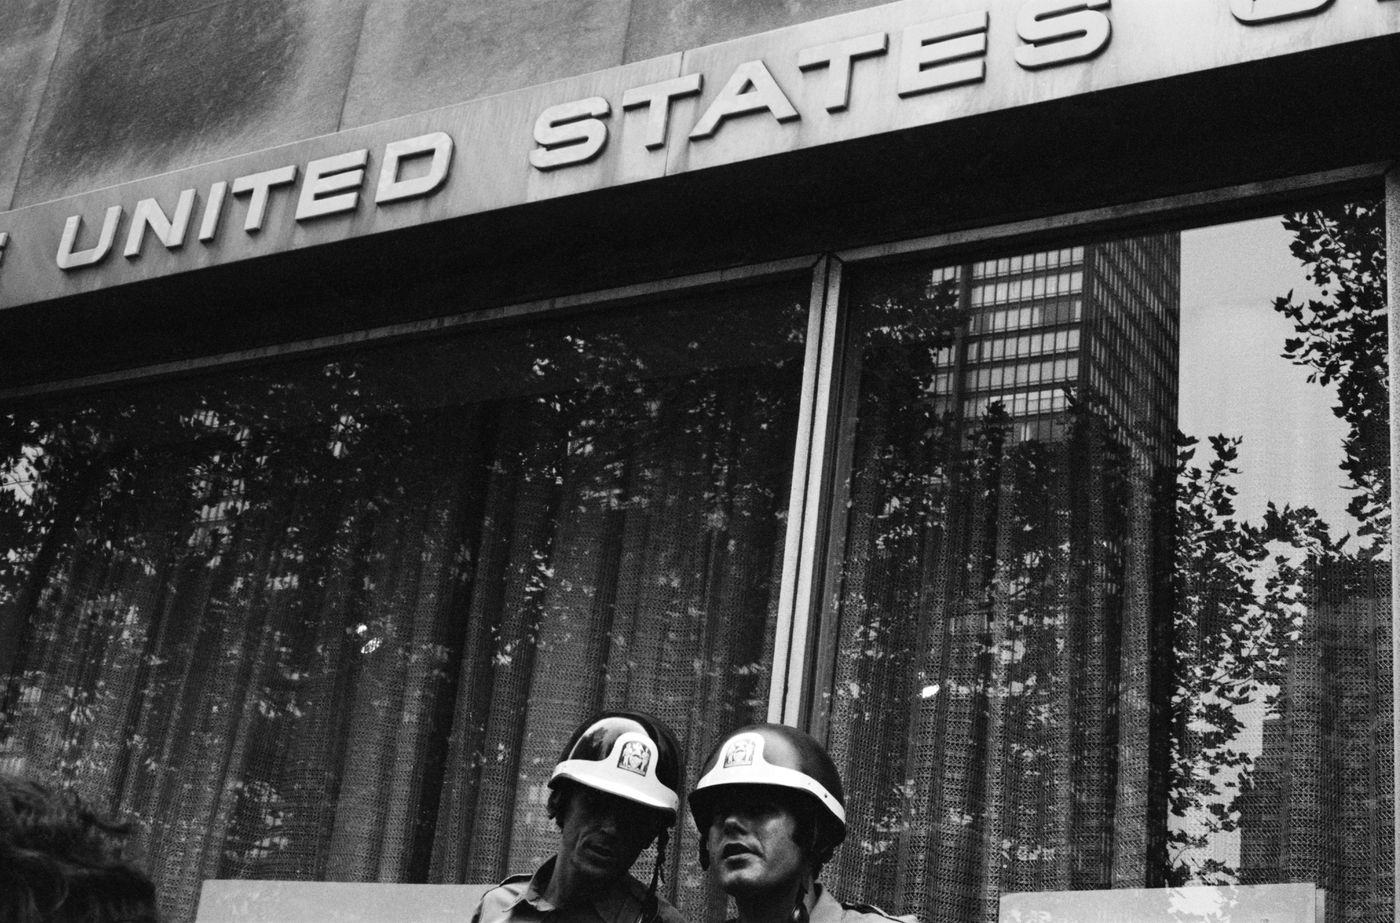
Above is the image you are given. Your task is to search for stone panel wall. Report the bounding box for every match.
[2,0,879,210]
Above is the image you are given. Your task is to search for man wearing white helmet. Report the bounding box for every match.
[689,724,914,923]
[472,711,687,923]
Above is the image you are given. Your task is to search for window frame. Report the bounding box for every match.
[1,158,1396,913]
[772,160,1400,914]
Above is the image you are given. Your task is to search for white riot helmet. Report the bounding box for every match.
[548,711,682,819]
[549,711,683,923]
[688,723,847,869]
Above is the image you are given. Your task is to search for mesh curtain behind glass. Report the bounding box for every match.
[0,295,803,923]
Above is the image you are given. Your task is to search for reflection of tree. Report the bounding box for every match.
[1273,200,1389,546]
[1166,434,1325,883]
[828,214,1389,922]
[828,261,1155,923]
[0,291,806,923]
[1,360,444,905]
[1165,199,1391,919]
[958,393,1137,895]
[823,268,968,902]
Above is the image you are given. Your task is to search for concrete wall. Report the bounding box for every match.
[2,0,878,211]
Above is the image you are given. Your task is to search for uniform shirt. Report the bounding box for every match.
[472,857,688,923]
[806,885,918,923]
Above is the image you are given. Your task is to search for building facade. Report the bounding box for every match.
[0,3,1397,923]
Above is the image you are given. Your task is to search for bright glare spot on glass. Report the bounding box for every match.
[920,684,940,698]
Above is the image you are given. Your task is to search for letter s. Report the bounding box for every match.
[530,98,611,171]
[1014,0,1111,71]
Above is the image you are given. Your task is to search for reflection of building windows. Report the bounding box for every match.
[1236,558,1393,918]
[904,237,1180,460]
[824,234,1182,923]
[824,220,1390,923]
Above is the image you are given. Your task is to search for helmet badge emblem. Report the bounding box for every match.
[618,740,652,776]
[723,737,756,768]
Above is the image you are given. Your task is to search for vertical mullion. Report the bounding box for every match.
[804,262,866,741]
[768,256,834,723]
[768,255,847,726]
[1387,166,1400,923]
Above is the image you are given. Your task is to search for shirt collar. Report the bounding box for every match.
[808,884,844,923]
[594,872,648,923]
[515,857,559,912]
[514,855,647,923]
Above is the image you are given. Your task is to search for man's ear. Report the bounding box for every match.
[547,785,568,826]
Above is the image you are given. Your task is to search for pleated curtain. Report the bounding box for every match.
[0,290,803,923]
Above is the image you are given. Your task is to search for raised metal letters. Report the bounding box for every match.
[622,74,704,150]
[376,133,454,204]
[690,61,799,140]
[232,166,298,233]
[1014,0,1112,70]
[798,32,889,113]
[296,150,368,222]
[124,189,196,258]
[1231,0,1333,22]
[56,206,123,270]
[199,181,228,243]
[26,0,1389,293]
[531,98,611,170]
[53,133,460,274]
[896,11,990,97]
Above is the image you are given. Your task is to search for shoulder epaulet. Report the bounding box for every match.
[473,876,535,923]
[840,901,918,923]
[478,872,532,900]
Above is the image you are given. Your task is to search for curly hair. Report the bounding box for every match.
[0,774,158,923]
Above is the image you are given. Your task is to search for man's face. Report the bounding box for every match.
[705,788,807,898]
[557,785,664,888]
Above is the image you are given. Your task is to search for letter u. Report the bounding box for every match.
[57,205,123,270]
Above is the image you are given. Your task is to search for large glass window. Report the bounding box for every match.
[0,198,1391,923]
[819,202,1391,923]
[0,280,810,922]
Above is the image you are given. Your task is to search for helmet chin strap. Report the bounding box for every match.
[639,829,669,923]
[792,818,827,923]
[791,880,809,923]
[791,832,818,923]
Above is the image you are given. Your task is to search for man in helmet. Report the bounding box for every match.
[472,711,687,923]
[689,724,913,923]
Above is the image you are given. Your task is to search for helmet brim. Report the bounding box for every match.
[689,761,845,827]
[552,761,680,817]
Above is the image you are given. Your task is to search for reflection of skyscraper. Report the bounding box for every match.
[945,236,1181,463]
[945,236,1181,894]
[1238,714,1287,878]
[824,234,1185,912]
[1236,558,1393,923]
